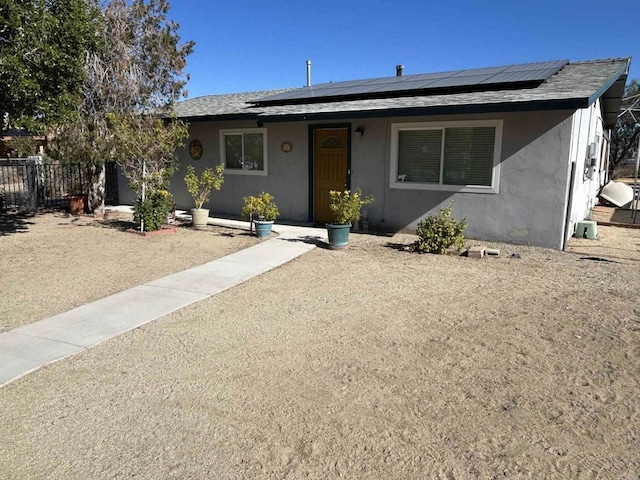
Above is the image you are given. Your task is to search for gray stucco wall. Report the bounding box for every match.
[118,120,312,222]
[117,109,575,248]
[350,111,574,248]
[175,120,311,221]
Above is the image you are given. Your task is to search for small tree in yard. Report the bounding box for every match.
[49,0,194,213]
[410,202,467,254]
[109,113,188,231]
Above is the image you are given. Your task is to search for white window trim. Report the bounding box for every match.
[219,128,268,176]
[389,119,503,193]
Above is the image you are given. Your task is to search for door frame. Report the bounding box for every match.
[308,123,352,222]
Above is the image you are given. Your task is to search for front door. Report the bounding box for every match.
[313,128,348,222]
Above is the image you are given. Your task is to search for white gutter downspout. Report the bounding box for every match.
[562,113,579,250]
[562,161,577,250]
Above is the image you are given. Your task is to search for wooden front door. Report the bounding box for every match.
[313,128,348,222]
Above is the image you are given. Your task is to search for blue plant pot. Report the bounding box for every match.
[254,220,274,238]
[326,223,352,249]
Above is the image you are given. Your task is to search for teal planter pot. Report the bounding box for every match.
[326,223,351,249]
[254,220,274,238]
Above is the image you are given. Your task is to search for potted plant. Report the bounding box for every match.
[67,177,88,215]
[241,192,279,238]
[64,163,90,215]
[183,165,224,228]
[327,188,374,248]
[68,191,87,215]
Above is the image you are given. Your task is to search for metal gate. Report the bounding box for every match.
[0,158,119,211]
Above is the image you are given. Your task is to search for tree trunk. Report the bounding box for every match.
[89,162,106,214]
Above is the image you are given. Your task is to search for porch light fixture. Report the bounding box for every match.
[354,127,364,137]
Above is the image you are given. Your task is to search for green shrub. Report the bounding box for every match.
[328,189,374,225]
[134,189,173,232]
[184,165,224,209]
[241,192,279,221]
[410,202,467,254]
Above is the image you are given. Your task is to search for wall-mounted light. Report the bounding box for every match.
[354,127,364,137]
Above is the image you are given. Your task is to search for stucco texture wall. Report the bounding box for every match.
[350,111,575,248]
[119,120,312,222]
[117,109,575,248]
[175,121,310,221]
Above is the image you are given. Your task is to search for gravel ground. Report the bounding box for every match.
[1,212,639,478]
[0,211,259,332]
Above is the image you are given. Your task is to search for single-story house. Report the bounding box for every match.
[118,57,630,249]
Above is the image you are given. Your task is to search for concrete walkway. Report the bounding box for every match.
[0,216,327,387]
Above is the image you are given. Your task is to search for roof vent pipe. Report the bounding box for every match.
[396,64,404,77]
[306,60,311,87]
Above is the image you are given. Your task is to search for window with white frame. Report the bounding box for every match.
[390,120,502,193]
[220,128,267,175]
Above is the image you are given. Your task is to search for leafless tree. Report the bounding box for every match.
[50,0,193,212]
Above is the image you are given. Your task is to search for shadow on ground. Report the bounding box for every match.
[90,217,255,238]
[276,235,328,248]
[384,242,410,252]
[591,204,640,226]
[567,224,640,262]
[0,212,36,236]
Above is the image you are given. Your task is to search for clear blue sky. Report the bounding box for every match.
[169,0,639,99]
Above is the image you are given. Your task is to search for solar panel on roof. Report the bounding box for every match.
[251,59,569,106]
[328,84,382,96]
[424,74,498,89]
[367,79,441,94]
[503,60,567,72]
[484,67,564,84]
[448,66,506,76]
[261,89,313,101]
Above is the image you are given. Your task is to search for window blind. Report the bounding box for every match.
[442,127,495,186]
[397,129,442,183]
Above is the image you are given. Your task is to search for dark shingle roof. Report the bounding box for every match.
[171,88,295,120]
[173,58,630,129]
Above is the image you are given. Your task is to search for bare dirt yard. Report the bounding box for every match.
[0,211,259,332]
[1,212,639,479]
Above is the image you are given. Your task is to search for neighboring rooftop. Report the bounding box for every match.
[173,58,630,129]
